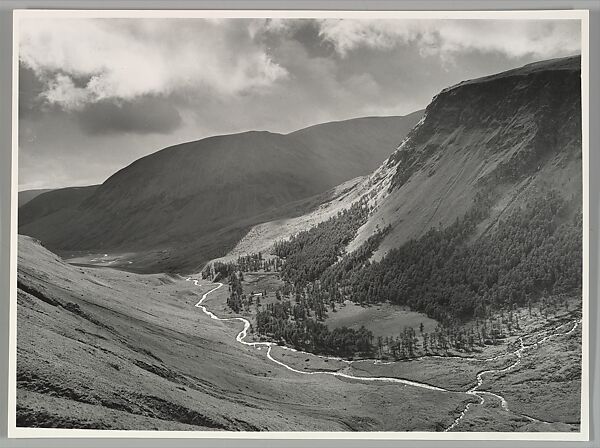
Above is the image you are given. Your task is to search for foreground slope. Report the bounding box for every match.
[17,235,471,431]
[18,113,422,273]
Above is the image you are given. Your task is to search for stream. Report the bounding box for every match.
[186,277,581,432]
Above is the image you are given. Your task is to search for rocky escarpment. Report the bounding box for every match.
[347,55,582,257]
[390,56,581,189]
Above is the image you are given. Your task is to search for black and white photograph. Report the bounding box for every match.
[8,9,590,439]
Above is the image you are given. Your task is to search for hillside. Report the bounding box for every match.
[349,55,582,257]
[18,189,53,208]
[220,56,582,271]
[18,113,422,273]
[18,185,99,227]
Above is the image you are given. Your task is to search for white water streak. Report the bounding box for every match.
[444,319,581,432]
[188,278,445,392]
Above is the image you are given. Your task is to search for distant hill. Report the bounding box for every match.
[18,189,53,208]
[18,185,99,228]
[18,112,423,272]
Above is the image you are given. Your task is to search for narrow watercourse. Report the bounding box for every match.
[186,278,580,432]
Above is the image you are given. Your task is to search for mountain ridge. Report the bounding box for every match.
[19,185,99,228]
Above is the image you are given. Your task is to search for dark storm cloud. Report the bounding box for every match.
[76,97,182,135]
[255,19,336,59]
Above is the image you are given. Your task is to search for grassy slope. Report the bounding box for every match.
[453,315,581,433]
[479,321,582,424]
[17,235,469,431]
[344,302,582,431]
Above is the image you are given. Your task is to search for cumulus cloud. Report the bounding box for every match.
[19,18,288,110]
[42,73,91,110]
[317,19,581,60]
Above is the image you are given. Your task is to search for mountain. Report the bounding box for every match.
[18,185,99,227]
[18,112,423,272]
[348,55,582,257]
[18,189,53,208]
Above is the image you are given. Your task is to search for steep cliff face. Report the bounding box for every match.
[347,56,582,258]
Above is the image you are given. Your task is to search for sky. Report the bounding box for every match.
[17,17,581,191]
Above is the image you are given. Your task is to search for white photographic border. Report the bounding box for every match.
[7,8,591,441]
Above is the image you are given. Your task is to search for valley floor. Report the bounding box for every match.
[16,236,470,432]
[15,236,582,433]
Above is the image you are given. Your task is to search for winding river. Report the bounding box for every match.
[186,277,581,432]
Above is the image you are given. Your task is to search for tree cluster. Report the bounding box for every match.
[256,302,374,358]
[220,186,581,359]
[291,189,581,325]
[235,253,283,273]
[273,199,371,285]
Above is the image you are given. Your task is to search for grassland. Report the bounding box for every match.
[326,300,438,339]
[478,322,582,425]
